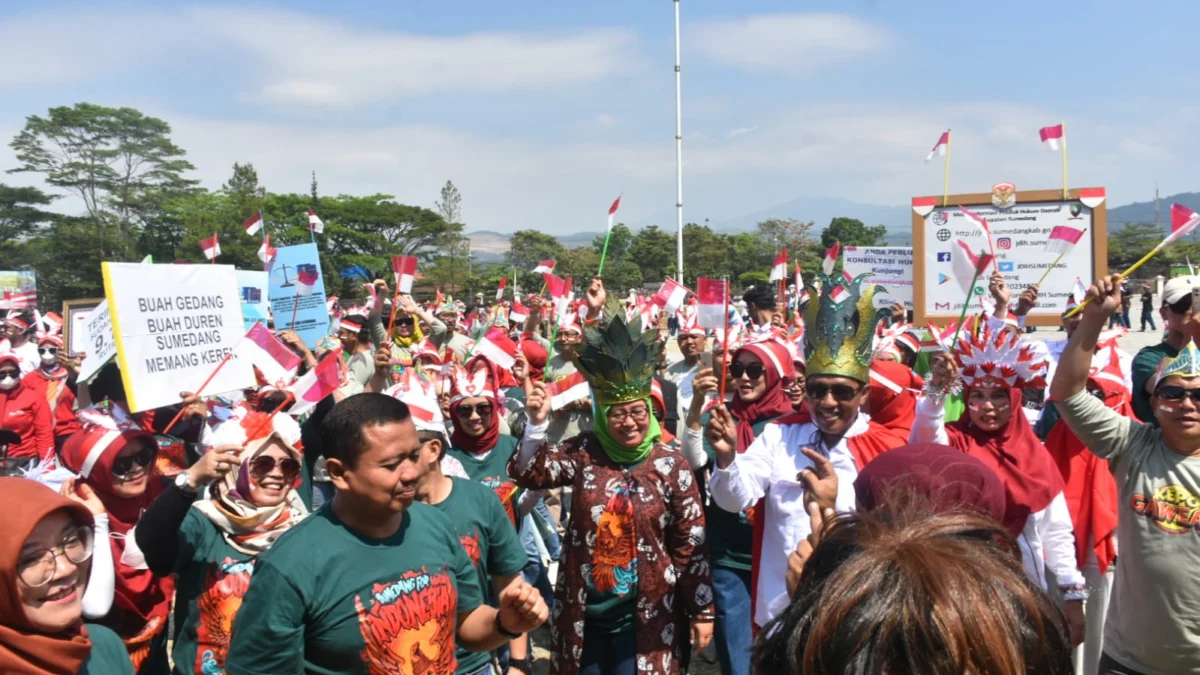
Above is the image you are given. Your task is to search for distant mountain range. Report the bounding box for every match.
[467,191,1200,259]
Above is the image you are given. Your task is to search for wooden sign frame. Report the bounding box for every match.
[912,188,1108,327]
[62,297,104,357]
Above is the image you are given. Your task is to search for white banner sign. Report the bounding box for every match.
[842,247,914,310]
[77,303,115,383]
[922,201,1095,317]
[102,263,253,412]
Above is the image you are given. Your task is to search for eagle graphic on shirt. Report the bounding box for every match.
[195,557,256,675]
[481,475,520,525]
[354,567,458,675]
[459,530,482,569]
[586,483,638,595]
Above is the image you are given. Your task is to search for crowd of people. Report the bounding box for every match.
[1,259,1198,675]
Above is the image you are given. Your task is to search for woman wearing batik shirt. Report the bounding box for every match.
[134,406,308,675]
[511,296,714,675]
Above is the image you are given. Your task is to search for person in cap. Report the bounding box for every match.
[515,297,714,675]
[663,312,707,429]
[0,346,55,475]
[705,270,907,630]
[22,333,82,447]
[1051,274,1200,675]
[3,312,39,375]
[1130,275,1197,424]
[132,406,305,675]
[0,477,136,675]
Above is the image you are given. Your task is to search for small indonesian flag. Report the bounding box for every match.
[475,326,518,370]
[841,270,854,285]
[830,285,850,304]
[607,195,621,231]
[533,260,556,274]
[257,235,277,264]
[958,205,993,237]
[696,277,728,329]
[0,290,36,310]
[510,300,529,324]
[296,265,320,296]
[1168,203,1200,244]
[769,248,788,282]
[543,273,569,301]
[234,322,301,388]
[200,233,220,260]
[496,277,507,302]
[243,211,263,236]
[307,208,324,234]
[950,239,993,296]
[821,241,840,276]
[651,278,688,316]
[287,349,343,416]
[1039,124,1065,151]
[925,130,949,162]
[392,255,418,293]
[1072,277,1089,305]
[548,372,591,411]
[1044,226,1085,255]
[794,262,804,293]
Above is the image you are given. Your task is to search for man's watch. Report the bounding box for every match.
[494,611,522,639]
[508,657,533,673]
[175,471,199,495]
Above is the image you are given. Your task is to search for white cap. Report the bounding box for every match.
[1163,276,1198,305]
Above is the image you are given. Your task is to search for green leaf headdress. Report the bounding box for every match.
[570,297,662,405]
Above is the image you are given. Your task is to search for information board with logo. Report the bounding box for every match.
[911,187,1107,326]
[842,247,913,310]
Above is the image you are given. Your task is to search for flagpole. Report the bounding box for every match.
[161,342,241,432]
[942,129,952,207]
[950,265,984,351]
[290,287,302,331]
[597,230,613,276]
[1065,243,1165,319]
[1060,120,1069,200]
[1033,250,1069,289]
[674,0,685,284]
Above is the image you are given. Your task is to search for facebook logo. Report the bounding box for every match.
[999,261,1014,272]
[936,252,951,262]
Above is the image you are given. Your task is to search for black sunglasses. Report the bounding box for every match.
[37,347,59,355]
[729,362,766,380]
[0,368,19,379]
[395,317,414,327]
[806,382,863,402]
[249,455,301,481]
[455,403,494,419]
[111,445,156,479]
[1155,385,1200,402]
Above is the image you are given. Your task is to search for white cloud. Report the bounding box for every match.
[593,113,618,128]
[726,127,757,139]
[690,13,890,75]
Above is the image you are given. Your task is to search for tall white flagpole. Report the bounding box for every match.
[674,0,685,284]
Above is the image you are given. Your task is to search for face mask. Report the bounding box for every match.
[0,376,18,391]
[40,352,57,365]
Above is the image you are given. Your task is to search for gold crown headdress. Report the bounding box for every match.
[570,298,662,405]
[803,271,888,383]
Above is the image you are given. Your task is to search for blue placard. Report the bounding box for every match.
[268,244,329,348]
[236,270,269,333]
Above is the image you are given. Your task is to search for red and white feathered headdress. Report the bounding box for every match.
[199,403,303,454]
[447,355,499,403]
[952,325,1048,390]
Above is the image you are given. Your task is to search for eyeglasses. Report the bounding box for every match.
[606,407,649,425]
[454,403,495,419]
[110,445,157,479]
[249,455,301,482]
[0,369,19,379]
[37,347,59,356]
[17,526,93,588]
[395,317,414,327]
[1155,385,1200,402]
[729,362,766,380]
[806,382,862,402]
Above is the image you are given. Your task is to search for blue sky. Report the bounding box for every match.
[1,1,1197,233]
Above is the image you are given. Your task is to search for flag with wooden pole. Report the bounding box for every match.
[1033,225,1086,288]
[597,195,622,275]
[1040,123,1068,199]
[925,130,951,206]
[949,239,995,349]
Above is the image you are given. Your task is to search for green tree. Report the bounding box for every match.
[726,233,773,283]
[1113,222,1168,271]
[593,223,633,266]
[680,223,728,286]
[0,184,55,268]
[628,225,675,283]
[820,217,887,248]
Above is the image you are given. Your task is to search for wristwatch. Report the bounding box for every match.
[175,471,199,495]
[494,611,522,639]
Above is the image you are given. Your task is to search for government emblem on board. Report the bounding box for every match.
[991,183,1016,210]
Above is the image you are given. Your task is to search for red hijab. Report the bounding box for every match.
[729,342,795,452]
[0,478,95,675]
[867,359,923,437]
[946,388,1063,536]
[449,357,502,454]
[1044,374,1123,574]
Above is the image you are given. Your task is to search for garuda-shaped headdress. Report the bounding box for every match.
[803,271,888,383]
[570,297,662,405]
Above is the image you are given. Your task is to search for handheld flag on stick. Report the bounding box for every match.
[392,255,418,293]
[651,278,689,316]
[926,130,952,206]
[949,239,994,348]
[696,277,727,330]
[496,277,507,302]
[234,322,302,388]
[243,211,263,236]
[307,208,324,234]
[597,195,622,275]
[533,260,556,274]
[821,242,840,276]
[958,206,1000,273]
[1039,123,1068,199]
[769,249,788,282]
[719,277,731,402]
[287,349,344,416]
[257,235,277,265]
[547,372,590,410]
[474,326,518,370]
[1034,226,1086,288]
[200,234,220,262]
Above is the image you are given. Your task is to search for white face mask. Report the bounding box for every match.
[0,376,17,391]
[40,351,57,365]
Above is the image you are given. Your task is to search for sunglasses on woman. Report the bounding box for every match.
[1155,385,1200,402]
[249,455,301,481]
[395,317,414,327]
[0,368,19,379]
[729,362,765,380]
[111,445,157,479]
[37,347,58,356]
[806,382,862,402]
[455,402,494,419]
[17,525,94,588]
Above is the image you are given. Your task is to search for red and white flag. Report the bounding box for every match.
[234,322,301,387]
[296,266,320,296]
[1168,203,1200,244]
[495,277,507,302]
[821,241,840,276]
[287,349,343,416]
[607,195,621,231]
[1044,225,1085,255]
[696,277,728,329]
[509,300,529,325]
[794,263,807,302]
[1039,124,1065,151]
[257,235,277,264]
[830,285,850,304]
[651,278,688,316]
[474,326,518,370]
[548,371,591,411]
[950,239,994,295]
[533,260,556,274]
[769,249,788,282]
[1072,277,1089,304]
[307,208,324,234]
[0,290,36,310]
[925,130,950,162]
[392,255,418,293]
[958,206,993,238]
[243,211,263,236]
[200,233,220,261]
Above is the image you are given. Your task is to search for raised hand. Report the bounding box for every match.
[585,276,606,313]
[187,445,241,486]
[1015,284,1040,316]
[706,406,738,468]
[989,271,1011,307]
[1085,273,1123,319]
[928,353,960,390]
[61,478,105,516]
[525,379,551,426]
[797,447,838,513]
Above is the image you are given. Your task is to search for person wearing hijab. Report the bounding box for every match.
[866,358,924,437]
[0,349,55,475]
[22,334,82,447]
[512,293,714,675]
[59,407,174,674]
[0,477,135,675]
[913,325,1086,648]
[133,406,308,675]
[368,286,447,380]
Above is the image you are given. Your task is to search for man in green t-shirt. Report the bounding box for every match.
[224,394,548,675]
[1131,276,1195,424]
